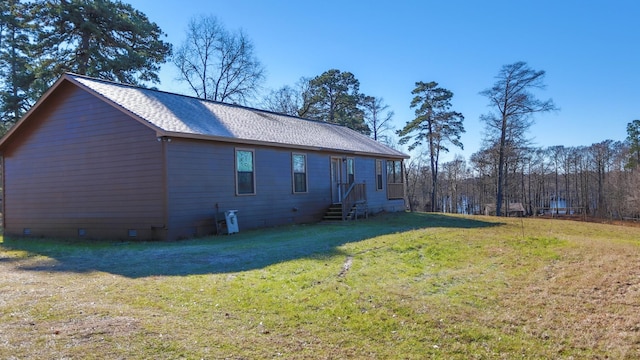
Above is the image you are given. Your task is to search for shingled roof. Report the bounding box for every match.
[20,73,406,158]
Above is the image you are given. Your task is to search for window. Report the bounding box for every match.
[387,159,404,200]
[236,149,255,195]
[292,153,307,193]
[387,160,402,184]
[376,159,383,191]
[346,157,355,184]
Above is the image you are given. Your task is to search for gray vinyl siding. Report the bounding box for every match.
[165,139,404,239]
[359,158,405,213]
[165,139,334,238]
[164,139,229,238]
[2,83,165,240]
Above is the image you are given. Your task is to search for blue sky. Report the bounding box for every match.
[126,0,640,161]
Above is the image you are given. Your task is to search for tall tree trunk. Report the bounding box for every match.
[555,165,559,215]
[10,26,19,120]
[567,167,571,214]
[583,165,590,216]
[429,122,438,212]
[430,157,438,212]
[527,163,533,215]
[496,115,507,216]
[77,32,91,75]
[597,161,605,217]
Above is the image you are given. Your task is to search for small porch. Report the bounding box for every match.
[323,182,368,221]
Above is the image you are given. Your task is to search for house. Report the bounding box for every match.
[544,196,572,215]
[0,73,408,240]
[483,203,526,217]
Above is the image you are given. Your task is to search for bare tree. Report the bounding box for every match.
[173,15,265,104]
[589,140,617,217]
[547,145,566,214]
[441,156,466,213]
[470,144,498,214]
[480,61,557,216]
[262,85,301,116]
[574,145,592,215]
[362,96,394,142]
[566,147,584,214]
[261,77,311,116]
[404,154,427,212]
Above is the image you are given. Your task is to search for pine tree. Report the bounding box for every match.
[35,0,172,85]
[0,0,36,130]
[398,81,465,212]
[302,69,370,134]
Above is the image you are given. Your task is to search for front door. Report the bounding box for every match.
[330,158,342,203]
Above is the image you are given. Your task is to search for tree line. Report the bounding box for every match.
[406,135,640,220]
[403,62,639,220]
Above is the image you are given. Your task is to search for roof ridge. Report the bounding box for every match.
[64,72,353,131]
[62,73,408,158]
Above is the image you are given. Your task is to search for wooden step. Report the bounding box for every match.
[323,203,344,221]
[322,203,362,221]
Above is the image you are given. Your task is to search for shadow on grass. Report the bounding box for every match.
[0,212,501,278]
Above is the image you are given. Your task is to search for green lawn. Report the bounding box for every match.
[1,212,639,359]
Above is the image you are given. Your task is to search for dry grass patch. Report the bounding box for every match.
[498,236,640,357]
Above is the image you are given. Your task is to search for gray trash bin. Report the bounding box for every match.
[224,210,239,234]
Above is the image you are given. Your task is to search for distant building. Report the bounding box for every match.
[483,203,526,217]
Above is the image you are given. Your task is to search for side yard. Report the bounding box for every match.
[1,212,639,359]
